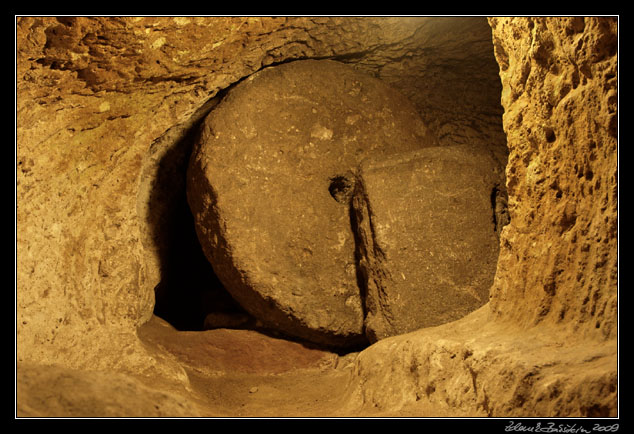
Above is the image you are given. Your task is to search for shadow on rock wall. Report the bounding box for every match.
[145,99,249,331]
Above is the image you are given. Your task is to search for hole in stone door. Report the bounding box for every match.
[328,173,355,204]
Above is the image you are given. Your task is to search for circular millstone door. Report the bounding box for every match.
[187,59,433,348]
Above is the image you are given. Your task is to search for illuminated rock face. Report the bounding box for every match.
[16,16,617,417]
[187,59,434,348]
[488,17,618,340]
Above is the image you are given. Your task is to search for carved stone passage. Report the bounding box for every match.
[352,146,506,342]
[187,59,434,348]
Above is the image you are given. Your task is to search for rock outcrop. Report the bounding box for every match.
[488,17,618,340]
[345,307,617,417]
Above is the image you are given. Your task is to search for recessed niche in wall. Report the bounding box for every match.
[136,17,509,350]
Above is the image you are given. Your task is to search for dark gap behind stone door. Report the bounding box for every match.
[149,98,249,331]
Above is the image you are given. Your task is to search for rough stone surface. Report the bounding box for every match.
[15,16,617,418]
[487,17,618,340]
[187,59,434,348]
[352,146,506,342]
[138,316,338,376]
[347,306,618,417]
[16,361,202,417]
[351,17,508,155]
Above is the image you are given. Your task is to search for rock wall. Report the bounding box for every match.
[488,17,618,340]
[15,16,617,417]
